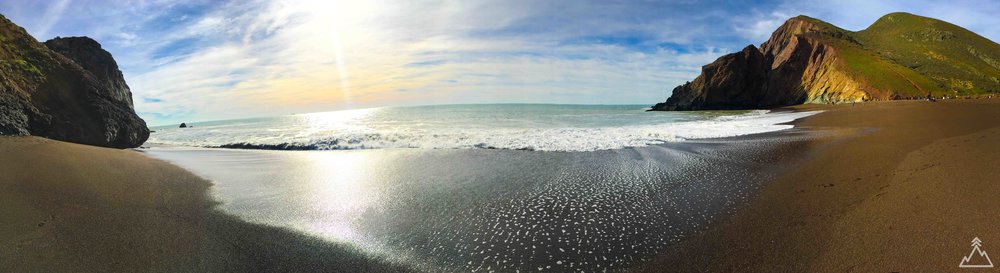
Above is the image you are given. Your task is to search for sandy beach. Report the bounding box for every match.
[139,128,823,272]
[0,137,415,273]
[2,99,999,272]
[642,99,1000,272]
[3,1,999,271]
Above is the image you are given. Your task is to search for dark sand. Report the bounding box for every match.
[0,118,824,272]
[641,99,1000,272]
[4,99,1000,272]
[141,132,823,272]
[0,137,415,273]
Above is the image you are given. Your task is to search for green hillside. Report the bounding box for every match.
[855,12,1000,96]
[652,12,1000,111]
[799,12,1000,98]
[776,13,1000,99]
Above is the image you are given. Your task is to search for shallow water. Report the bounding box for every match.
[145,131,815,272]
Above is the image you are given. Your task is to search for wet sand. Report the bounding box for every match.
[641,99,1000,272]
[141,130,821,272]
[1,125,823,272]
[4,99,999,272]
[0,136,414,273]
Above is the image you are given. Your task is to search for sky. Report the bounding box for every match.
[1,0,999,125]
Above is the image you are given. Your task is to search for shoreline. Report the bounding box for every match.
[641,99,1000,272]
[140,126,821,272]
[4,99,998,271]
[0,136,417,273]
[143,106,818,153]
[2,109,824,272]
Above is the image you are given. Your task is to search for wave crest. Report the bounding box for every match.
[145,110,822,152]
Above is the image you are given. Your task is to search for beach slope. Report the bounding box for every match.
[643,99,1000,272]
[0,136,413,273]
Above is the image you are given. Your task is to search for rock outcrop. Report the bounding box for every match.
[0,14,148,148]
[653,13,1000,110]
[44,37,135,107]
[653,45,771,110]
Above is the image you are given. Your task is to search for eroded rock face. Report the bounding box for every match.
[653,45,769,111]
[652,16,873,111]
[761,21,869,105]
[0,14,148,148]
[45,37,134,107]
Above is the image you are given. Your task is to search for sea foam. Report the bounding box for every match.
[148,106,820,152]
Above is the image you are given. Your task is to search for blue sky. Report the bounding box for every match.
[1,0,999,125]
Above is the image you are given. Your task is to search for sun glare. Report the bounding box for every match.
[299,107,378,134]
[299,0,360,104]
[300,150,374,242]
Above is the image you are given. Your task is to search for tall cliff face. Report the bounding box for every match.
[653,13,1000,111]
[654,45,770,110]
[0,14,148,148]
[44,37,135,107]
[760,17,871,104]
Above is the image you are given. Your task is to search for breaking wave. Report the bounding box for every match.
[149,109,820,152]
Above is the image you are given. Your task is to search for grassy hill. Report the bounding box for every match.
[855,12,1000,96]
[800,12,1000,98]
[653,12,1000,111]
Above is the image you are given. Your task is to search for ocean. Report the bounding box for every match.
[143,104,820,272]
[148,104,818,152]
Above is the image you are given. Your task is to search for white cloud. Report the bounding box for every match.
[119,0,742,124]
[3,0,999,125]
[763,0,1000,40]
[733,11,791,42]
[33,0,71,38]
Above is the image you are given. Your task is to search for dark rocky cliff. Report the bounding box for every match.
[45,37,135,107]
[0,14,148,148]
[653,13,1000,111]
[653,45,772,111]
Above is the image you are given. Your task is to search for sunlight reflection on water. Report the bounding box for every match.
[144,133,813,272]
[297,151,373,243]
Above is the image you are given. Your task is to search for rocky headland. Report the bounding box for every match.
[653,12,1000,111]
[0,14,147,148]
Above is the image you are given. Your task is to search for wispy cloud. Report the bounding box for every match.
[33,0,70,38]
[1,0,999,125]
[747,0,1000,37]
